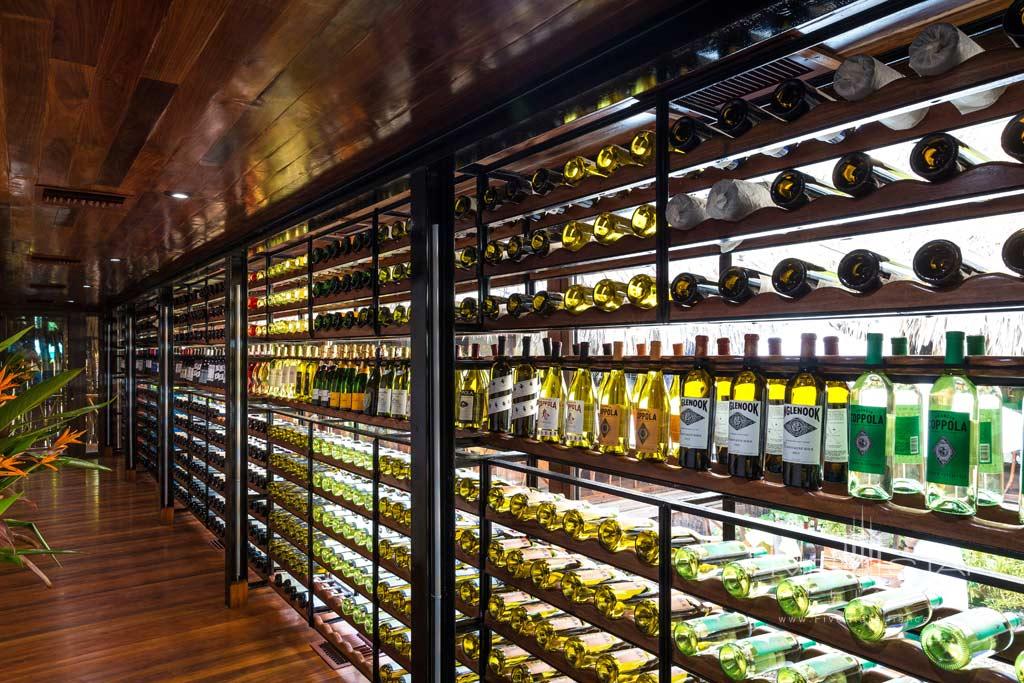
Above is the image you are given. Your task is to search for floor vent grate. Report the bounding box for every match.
[209,539,224,550]
[310,641,349,670]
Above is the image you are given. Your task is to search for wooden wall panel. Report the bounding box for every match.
[38,59,93,187]
[50,0,114,66]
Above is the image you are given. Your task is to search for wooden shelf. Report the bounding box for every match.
[251,324,410,342]
[249,235,411,292]
[253,395,411,432]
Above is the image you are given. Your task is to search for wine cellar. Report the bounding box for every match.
[71,0,1024,681]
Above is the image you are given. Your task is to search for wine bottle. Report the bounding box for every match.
[922,608,1024,671]
[837,248,914,293]
[563,156,608,185]
[718,632,815,681]
[391,349,411,419]
[506,292,534,318]
[456,344,488,430]
[511,337,539,438]
[597,341,630,455]
[1006,1,1024,47]
[481,295,507,320]
[910,133,989,182]
[767,79,831,122]
[596,143,645,174]
[669,116,717,153]
[772,258,841,299]
[632,592,707,637]
[505,234,528,262]
[503,175,532,204]
[889,337,924,495]
[680,335,716,470]
[775,653,868,683]
[564,284,595,314]
[967,334,1004,507]
[561,220,594,252]
[926,330,978,515]
[560,565,619,603]
[845,588,942,642]
[457,246,478,270]
[848,333,894,500]
[630,204,657,238]
[674,540,767,581]
[716,98,768,138]
[532,291,565,315]
[714,338,733,468]
[764,337,787,477]
[453,195,477,221]
[563,342,597,448]
[633,341,670,461]
[776,570,874,618]
[719,267,765,304]
[673,612,760,656]
[593,648,658,683]
[634,526,698,566]
[915,240,984,288]
[1003,111,1024,163]
[770,169,846,210]
[363,347,381,414]
[593,578,654,619]
[536,339,565,443]
[456,297,478,323]
[670,273,718,307]
[669,343,683,453]
[822,336,850,485]
[622,274,655,313]
[722,554,817,599]
[530,167,567,196]
[729,334,767,479]
[832,151,911,198]
[593,278,628,312]
[376,348,394,416]
[782,333,825,490]
[487,337,514,433]
[1004,229,1024,275]
[483,239,505,265]
[593,212,634,245]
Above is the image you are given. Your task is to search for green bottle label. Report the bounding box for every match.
[894,415,921,464]
[978,421,993,466]
[848,405,887,474]
[926,410,972,487]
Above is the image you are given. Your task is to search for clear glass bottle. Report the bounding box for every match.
[563,342,597,448]
[822,336,850,484]
[510,337,538,438]
[775,653,869,683]
[633,340,670,461]
[921,608,1024,671]
[456,343,488,430]
[782,333,825,490]
[721,555,817,599]
[764,337,787,476]
[680,335,716,470]
[729,334,766,479]
[673,540,767,581]
[597,341,630,455]
[844,588,942,642]
[536,338,566,443]
[714,337,733,468]
[718,632,816,681]
[967,334,1004,506]
[848,333,894,500]
[891,337,925,494]
[926,331,978,515]
[776,570,874,618]
[673,612,761,655]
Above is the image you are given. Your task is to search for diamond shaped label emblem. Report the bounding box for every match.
[784,417,816,438]
[934,436,954,465]
[637,422,650,444]
[729,413,755,431]
[681,408,704,426]
[855,429,871,455]
[600,418,611,437]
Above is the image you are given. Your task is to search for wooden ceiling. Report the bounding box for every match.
[0,0,681,308]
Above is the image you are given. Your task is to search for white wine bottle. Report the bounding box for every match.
[626,274,658,309]
[536,339,566,443]
[673,612,761,656]
[633,341,670,461]
[594,279,628,312]
[714,337,733,469]
[926,331,978,515]
[775,653,870,683]
[721,554,816,599]
[921,608,1024,671]
[680,335,716,470]
[782,333,825,490]
[764,337,787,477]
[674,540,767,581]
[776,570,874,618]
[718,632,816,681]
[967,335,1004,506]
[891,337,924,494]
[822,336,850,485]
[597,341,630,455]
[564,284,594,314]
[563,342,597,448]
[456,343,489,430]
[848,333,894,500]
[729,334,766,479]
[844,588,942,642]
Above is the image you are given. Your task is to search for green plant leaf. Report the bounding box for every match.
[57,456,110,471]
[13,548,75,556]
[0,491,22,515]
[20,400,109,429]
[0,369,81,431]
[0,327,31,354]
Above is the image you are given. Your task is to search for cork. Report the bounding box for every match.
[694,335,708,358]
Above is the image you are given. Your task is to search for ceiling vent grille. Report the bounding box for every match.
[678,56,813,111]
[37,186,127,209]
[29,253,82,266]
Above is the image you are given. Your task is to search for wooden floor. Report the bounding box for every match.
[0,454,358,682]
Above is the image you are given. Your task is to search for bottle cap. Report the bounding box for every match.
[799,333,817,359]
[572,342,580,356]
[944,331,965,366]
[926,593,944,608]
[579,341,590,359]
[520,337,531,357]
[636,343,648,357]
[602,342,613,356]
[650,341,662,360]
[797,559,818,573]
[767,337,782,356]
[865,333,883,366]
[694,335,708,358]
[673,342,684,357]
[823,336,839,356]
[613,341,624,360]
[471,343,480,359]
[497,335,507,356]
[966,334,986,356]
[716,337,731,356]
[743,334,759,358]
[891,337,908,356]
[542,337,552,356]
[490,344,498,359]
[551,340,562,359]
[859,578,877,590]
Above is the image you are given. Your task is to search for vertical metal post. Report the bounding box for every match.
[125,305,137,476]
[158,287,174,521]
[655,94,671,324]
[410,157,456,683]
[102,314,114,456]
[475,174,488,325]
[225,252,250,607]
[478,462,492,674]
[372,211,381,337]
[658,505,673,683]
[372,437,381,683]
[722,498,736,542]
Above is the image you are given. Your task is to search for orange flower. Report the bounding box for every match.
[52,428,85,453]
[36,452,60,471]
[0,454,27,477]
[0,368,21,404]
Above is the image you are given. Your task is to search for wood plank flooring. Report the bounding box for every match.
[0,455,358,682]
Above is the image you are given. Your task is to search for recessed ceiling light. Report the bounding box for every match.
[83,285,91,289]
[165,191,191,200]
[67,299,75,303]
[109,258,121,262]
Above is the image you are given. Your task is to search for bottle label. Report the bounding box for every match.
[765,403,785,454]
[351,392,364,411]
[926,409,971,487]
[339,390,352,410]
[390,389,408,418]
[978,418,1001,474]
[727,401,762,456]
[331,391,343,409]
[714,399,730,445]
[511,377,539,419]
[377,387,392,414]
[563,400,586,436]
[782,404,822,465]
[537,397,561,432]
[598,405,623,445]
[679,397,711,449]
[894,414,921,464]
[457,391,477,422]
[825,407,849,463]
[848,405,887,475]
[634,408,663,453]
[487,374,513,415]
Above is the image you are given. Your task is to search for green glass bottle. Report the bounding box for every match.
[891,337,924,494]
[563,341,597,448]
[782,333,825,490]
[921,608,1024,671]
[926,330,978,515]
[673,612,761,656]
[673,540,766,581]
[718,632,815,681]
[843,588,942,642]
[775,570,874,618]
[967,335,1004,506]
[721,555,817,599]
[848,333,894,500]
[1016,648,1024,682]
[776,653,870,683]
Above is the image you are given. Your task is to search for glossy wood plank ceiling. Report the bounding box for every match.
[0,0,681,307]
[0,454,357,681]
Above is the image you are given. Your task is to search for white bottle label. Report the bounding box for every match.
[824,407,848,463]
[390,389,409,418]
[679,397,711,449]
[377,387,392,414]
[766,403,785,454]
[457,391,477,422]
[487,374,513,414]
[728,401,762,456]
[537,397,561,432]
[782,404,823,465]
[511,377,539,419]
[563,399,585,436]
[714,399,730,445]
